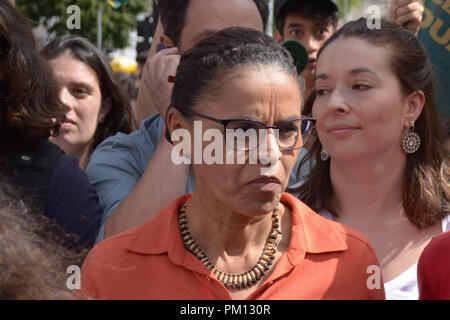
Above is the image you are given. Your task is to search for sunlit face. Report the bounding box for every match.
[313,37,412,161]
[172,66,302,216]
[50,54,106,156]
[178,0,264,52]
[281,14,334,83]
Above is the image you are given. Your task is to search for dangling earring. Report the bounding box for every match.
[402,121,421,154]
[320,145,330,161]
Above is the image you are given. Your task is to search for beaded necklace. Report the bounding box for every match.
[178,203,281,289]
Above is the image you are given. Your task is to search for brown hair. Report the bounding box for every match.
[0,178,83,299]
[41,35,136,155]
[296,18,450,228]
[0,0,65,152]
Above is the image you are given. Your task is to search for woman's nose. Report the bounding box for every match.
[59,88,74,110]
[327,87,350,114]
[258,129,282,165]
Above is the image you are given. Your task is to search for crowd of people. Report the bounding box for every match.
[0,0,449,300]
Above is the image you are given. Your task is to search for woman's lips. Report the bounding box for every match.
[328,125,360,137]
[60,120,75,129]
[248,176,282,192]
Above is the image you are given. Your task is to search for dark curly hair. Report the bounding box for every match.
[0,177,85,300]
[41,35,136,155]
[0,0,65,152]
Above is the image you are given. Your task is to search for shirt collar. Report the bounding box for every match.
[127,193,349,267]
[281,193,348,265]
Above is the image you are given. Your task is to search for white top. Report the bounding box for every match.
[317,209,450,300]
[383,216,450,300]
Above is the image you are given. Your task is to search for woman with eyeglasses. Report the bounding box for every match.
[80,27,385,300]
[295,18,449,300]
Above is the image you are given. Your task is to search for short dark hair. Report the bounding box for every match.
[0,0,65,152]
[157,0,269,47]
[41,35,136,154]
[276,0,339,35]
[165,27,297,141]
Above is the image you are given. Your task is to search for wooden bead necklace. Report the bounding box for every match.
[178,203,281,289]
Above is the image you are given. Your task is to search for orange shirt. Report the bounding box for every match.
[80,193,385,300]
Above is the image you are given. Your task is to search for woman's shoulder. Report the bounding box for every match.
[85,194,192,260]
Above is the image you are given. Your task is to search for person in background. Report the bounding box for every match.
[86,0,269,241]
[295,18,449,299]
[417,230,450,300]
[0,1,101,250]
[274,0,424,99]
[80,28,384,300]
[114,71,139,117]
[41,35,136,170]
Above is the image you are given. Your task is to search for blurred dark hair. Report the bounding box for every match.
[275,0,339,35]
[0,0,65,152]
[297,18,449,228]
[302,89,316,117]
[41,35,136,154]
[165,27,298,142]
[157,0,269,47]
[114,71,139,101]
[441,115,450,139]
[0,177,83,299]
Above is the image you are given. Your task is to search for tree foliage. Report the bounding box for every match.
[336,0,363,19]
[16,0,151,51]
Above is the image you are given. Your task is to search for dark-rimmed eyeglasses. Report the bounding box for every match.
[177,109,316,151]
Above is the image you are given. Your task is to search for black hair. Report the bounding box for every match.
[41,35,136,154]
[157,0,269,47]
[276,0,339,35]
[165,27,298,142]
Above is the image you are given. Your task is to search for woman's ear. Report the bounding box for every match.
[404,90,425,127]
[166,108,187,142]
[99,97,112,123]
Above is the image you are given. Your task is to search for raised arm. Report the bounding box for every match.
[389,0,424,36]
[103,132,189,238]
[135,19,180,126]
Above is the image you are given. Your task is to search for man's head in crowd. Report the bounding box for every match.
[157,0,268,53]
[274,0,338,88]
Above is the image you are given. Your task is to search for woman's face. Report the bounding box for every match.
[313,37,416,161]
[172,66,302,215]
[50,54,106,155]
